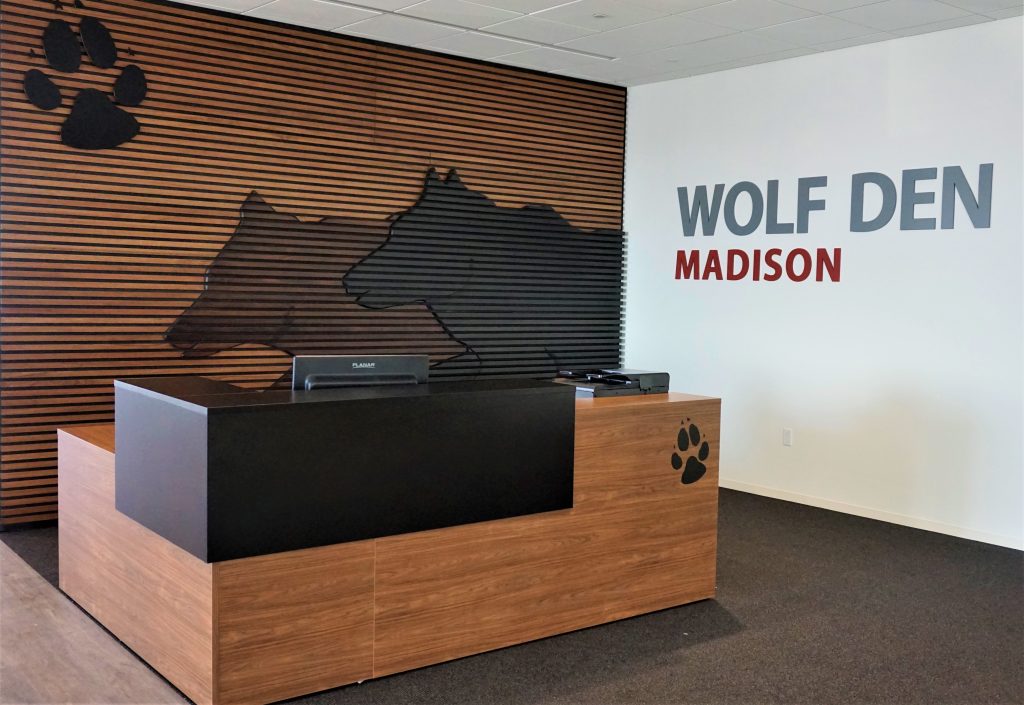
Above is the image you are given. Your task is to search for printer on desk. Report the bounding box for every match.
[553,369,669,397]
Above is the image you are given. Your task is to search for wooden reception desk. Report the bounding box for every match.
[58,389,720,705]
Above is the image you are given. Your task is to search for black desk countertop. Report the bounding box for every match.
[115,376,566,412]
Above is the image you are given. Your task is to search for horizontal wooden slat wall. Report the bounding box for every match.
[0,0,626,525]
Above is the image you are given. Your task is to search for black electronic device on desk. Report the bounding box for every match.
[553,369,670,398]
[292,354,428,390]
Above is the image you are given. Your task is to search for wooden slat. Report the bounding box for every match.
[0,0,626,524]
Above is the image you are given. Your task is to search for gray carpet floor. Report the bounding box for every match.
[3,489,1022,705]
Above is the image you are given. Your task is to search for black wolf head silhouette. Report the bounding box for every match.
[164,191,466,366]
[343,168,625,376]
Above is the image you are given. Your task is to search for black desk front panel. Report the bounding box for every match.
[115,378,574,562]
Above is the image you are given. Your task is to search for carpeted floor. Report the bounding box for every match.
[3,489,1022,705]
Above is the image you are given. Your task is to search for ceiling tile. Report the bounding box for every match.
[773,0,880,12]
[684,58,756,75]
[555,60,662,82]
[630,0,733,11]
[760,46,819,60]
[621,62,708,85]
[812,30,895,49]
[833,0,971,31]
[557,13,734,56]
[532,0,670,31]
[665,31,798,64]
[399,0,521,27]
[624,67,693,85]
[684,46,818,75]
[755,14,876,45]
[469,0,575,11]
[342,12,465,41]
[483,16,598,42]
[616,30,797,73]
[495,46,615,70]
[983,4,1023,16]
[418,30,536,56]
[938,0,1021,13]
[562,72,632,86]
[184,0,1008,89]
[604,53,680,75]
[344,0,423,9]
[545,66,595,79]
[891,13,990,34]
[681,0,814,30]
[245,0,379,29]
[173,0,272,12]
[618,75,660,86]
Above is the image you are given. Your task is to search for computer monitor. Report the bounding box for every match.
[291,355,429,391]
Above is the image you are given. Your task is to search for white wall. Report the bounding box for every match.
[623,19,1023,549]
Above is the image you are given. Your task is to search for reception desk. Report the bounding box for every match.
[113,377,577,561]
[58,383,720,705]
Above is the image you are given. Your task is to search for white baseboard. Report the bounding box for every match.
[719,478,1023,551]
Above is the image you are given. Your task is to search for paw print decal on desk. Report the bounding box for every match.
[671,419,709,485]
[23,14,147,150]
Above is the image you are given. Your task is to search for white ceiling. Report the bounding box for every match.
[177,0,1023,85]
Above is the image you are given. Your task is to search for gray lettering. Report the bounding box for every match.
[941,163,993,229]
[677,184,724,236]
[851,172,897,232]
[724,181,763,236]
[766,180,794,235]
[900,167,937,230]
[797,176,827,233]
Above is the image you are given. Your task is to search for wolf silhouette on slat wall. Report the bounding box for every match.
[345,168,625,377]
[164,191,469,379]
[166,168,624,381]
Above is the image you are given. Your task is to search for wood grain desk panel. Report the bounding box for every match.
[57,427,216,705]
[57,392,720,705]
[372,394,719,676]
[58,424,376,705]
[214,543,374,705]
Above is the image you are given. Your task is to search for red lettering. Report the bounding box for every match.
[675,250,700,279]
[764,248,783,281]
[727,250,749,280]
[786,249,812,282]
[816,248,841,282]
[703,250,723,280]
[676,247,842,283]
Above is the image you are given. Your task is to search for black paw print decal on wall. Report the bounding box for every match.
[671,419,709,485]
[23,14,147,150]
